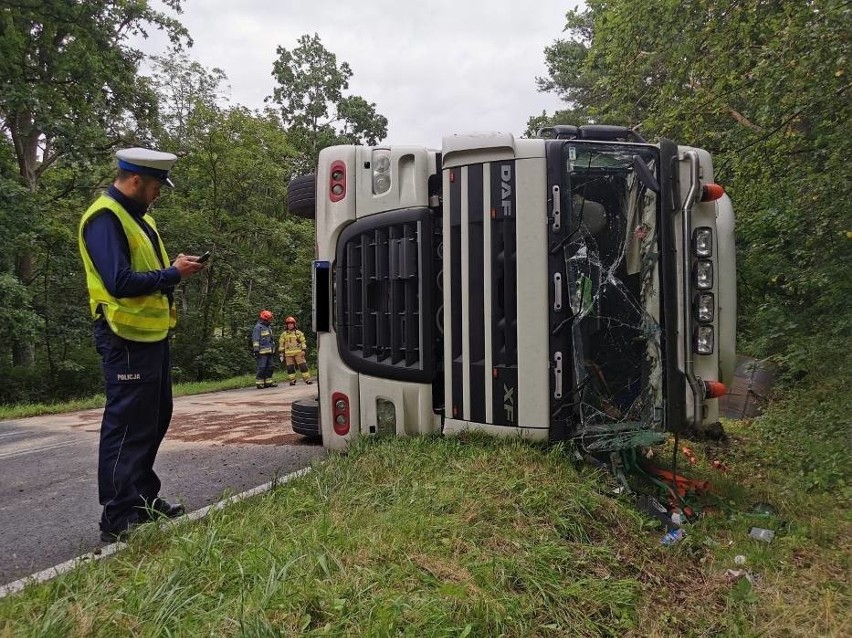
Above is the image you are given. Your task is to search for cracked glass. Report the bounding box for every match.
[562,144,666,451]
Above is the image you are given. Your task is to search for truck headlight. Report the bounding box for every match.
[694,325,714,354]
[695,292,714,323]
[372,149,391,195]
[693,227,713,258]
[694,260,713,290]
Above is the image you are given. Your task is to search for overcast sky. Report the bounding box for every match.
[136,1,579,148]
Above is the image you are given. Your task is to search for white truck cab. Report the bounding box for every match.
[289,125,735,453]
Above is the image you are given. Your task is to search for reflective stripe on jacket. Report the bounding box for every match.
[252,321,275,354]
[78,195,176,342]
[279,329,307,356]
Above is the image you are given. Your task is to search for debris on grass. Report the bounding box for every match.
[749,527,776,543]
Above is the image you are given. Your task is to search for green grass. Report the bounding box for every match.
[0,375,258,421]
[0,365,848,636]
[1,435,690,637]
[684,353,852,636]
[5,427,847,637]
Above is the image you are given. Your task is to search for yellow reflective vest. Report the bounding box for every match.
[78,195,177,342]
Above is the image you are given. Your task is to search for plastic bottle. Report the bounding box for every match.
[661,528,685,546]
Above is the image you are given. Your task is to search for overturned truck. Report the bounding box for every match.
[288,125,736,452]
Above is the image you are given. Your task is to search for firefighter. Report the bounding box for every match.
[79,147,206,542]
[252,310,277,388]
[278,316,312,385]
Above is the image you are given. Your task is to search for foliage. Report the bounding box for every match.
[0,149,38,355]
[531,0,852,379]
[189,336,256,382]
[0,0,189,188]
[0,0,190,368]
[744,349,851,493]
[147,76,316,379]
[0,346,102,404]
[0,272,39,361]
[269,33,388,169]
[148,48,228,151]
[0,10,378,401]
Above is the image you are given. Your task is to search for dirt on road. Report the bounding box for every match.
[62,382,319,446]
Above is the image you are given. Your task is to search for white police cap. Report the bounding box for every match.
[115,147,177,187]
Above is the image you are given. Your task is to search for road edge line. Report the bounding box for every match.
[0,466,313,599]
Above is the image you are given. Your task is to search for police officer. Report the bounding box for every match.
[278,316,312,385]
[78,147,206,542]
[252,310,277,389]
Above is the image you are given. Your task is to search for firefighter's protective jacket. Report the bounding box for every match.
[279,329,307,356]
[252,321,275,354]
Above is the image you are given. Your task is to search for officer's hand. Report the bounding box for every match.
[173,253,206,279]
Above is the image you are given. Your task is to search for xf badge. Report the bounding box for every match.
[503,383,515,423]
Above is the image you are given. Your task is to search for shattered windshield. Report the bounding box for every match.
[561,143,665,451]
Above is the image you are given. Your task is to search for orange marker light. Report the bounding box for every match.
[704,381,727,398]
[700,183,725,202]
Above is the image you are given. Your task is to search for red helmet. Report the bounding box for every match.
[259,310,273,321]
[285,316,296,326]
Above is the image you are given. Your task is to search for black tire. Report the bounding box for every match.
[291,397,320,438]
[292,398,319,414]
[287,174,316,219]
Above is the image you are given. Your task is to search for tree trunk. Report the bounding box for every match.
[8,112,42,367]
[12,253,36,366]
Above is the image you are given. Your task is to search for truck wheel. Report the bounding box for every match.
[291,397,320,438]
[287,174,316,219]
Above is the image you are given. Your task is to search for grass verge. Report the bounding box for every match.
[2,416,848,636]
[0,375,259,421]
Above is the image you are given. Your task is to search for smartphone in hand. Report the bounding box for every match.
[197,250,211,263]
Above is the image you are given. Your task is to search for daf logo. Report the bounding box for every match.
[503,383,515,423]
[501,165,513,217]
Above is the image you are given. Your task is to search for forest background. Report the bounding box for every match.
[0,0,848,414]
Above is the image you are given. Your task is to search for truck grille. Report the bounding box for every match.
[335,208,437,383]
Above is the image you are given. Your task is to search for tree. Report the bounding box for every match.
[532,0,851,375]
[145,52,312,380]
[161,103,314,381]
[0,0,189,365]
[0,172,39,357]
[149,48,228,151]
[268,33,388,168]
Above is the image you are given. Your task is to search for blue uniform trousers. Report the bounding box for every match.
[94,319,172,534]
[255,354,275,382]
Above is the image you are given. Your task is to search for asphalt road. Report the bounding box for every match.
[0,383,325,584]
